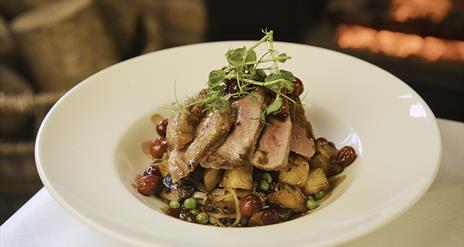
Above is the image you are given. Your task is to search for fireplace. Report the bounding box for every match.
[320,0,464,121]
[207,0,464,121]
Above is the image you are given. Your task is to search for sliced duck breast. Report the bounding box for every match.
[168,108,234,181]
[202,89,265,169]
[251,116,292,171]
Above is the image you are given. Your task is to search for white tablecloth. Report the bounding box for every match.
[1,119,463,247]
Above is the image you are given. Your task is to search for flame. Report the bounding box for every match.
[391,0,452,23]
[336,24,464,63]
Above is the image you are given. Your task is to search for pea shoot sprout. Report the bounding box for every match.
[185,30,298,117]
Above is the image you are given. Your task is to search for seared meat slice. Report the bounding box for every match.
[185,109,234,164]
[202,89,266,169]
[166,149,186,182]
[290,101,315,158]
[251,116,292,171]
[166,90,206,150]
[168,108,235,182]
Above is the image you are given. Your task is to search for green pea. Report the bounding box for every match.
[183,197,197,209]
[306,198,318,210]
[196,212,209,224]
[313,191,325,201]
[261,173,273,183]
[169,200,180,209]
[258,180,270,191]
[190,209,200,216]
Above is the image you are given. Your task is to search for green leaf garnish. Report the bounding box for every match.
[208,69,225,85]
[264,73,282,82]
[185,30,299,116]
[226,47,247,65]
[246,50,257,62]
[266,95,283,115]
[280,70,295,81]
[277,53,290,63]
[255,69,266,79]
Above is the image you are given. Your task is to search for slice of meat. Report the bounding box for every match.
[168,108,235,182]
[202,89,266,169]
[166,90,206,150]
[251,116,292,171]
[290,101,315,158]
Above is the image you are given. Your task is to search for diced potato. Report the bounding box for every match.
[310,140,343,177]
[219,166,253,190]
[291,154,309,166]
[303,168,329,195]
[309,154,343,177]
[203,168,223,192]
[316,140,337,158]
[279,155,309,188]
[268,184,307,212]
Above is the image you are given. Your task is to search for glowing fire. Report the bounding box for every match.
[336,24,464,63]
[391,0,452,23]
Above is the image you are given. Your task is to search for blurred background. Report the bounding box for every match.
[0,0,463,224]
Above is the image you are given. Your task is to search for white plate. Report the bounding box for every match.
[35,42,441,247]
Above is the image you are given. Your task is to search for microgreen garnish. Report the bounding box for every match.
[187,30,297,116]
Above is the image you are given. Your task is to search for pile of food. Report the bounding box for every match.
[135,31,357,227]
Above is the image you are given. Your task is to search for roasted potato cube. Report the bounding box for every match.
[309,154,343,177]
[315,138,338,158]
[279,155,309,187]
[310,139,343,177]
[203,168,223,192]
[219,166,253,190]
[268,184,307,212]
[303,168,329,195]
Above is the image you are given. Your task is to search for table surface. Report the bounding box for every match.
[1,118,463,247]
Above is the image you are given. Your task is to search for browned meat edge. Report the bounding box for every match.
[166,90,207,150]
[168,108,235,182]
[289,100,315,158]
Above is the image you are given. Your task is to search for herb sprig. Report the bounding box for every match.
[187,30,297,116]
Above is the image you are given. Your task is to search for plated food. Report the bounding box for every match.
[135,31,357,227]
[35,36,441,246]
